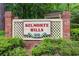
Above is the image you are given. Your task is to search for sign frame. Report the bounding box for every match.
[12,19,63,40]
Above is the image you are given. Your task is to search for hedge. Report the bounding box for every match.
[0,37,27,56]
[32,38,79,56]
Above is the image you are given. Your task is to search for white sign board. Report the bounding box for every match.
[24,21,51,38]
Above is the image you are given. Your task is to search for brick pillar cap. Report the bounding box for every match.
[14,16,18,19]
[62,11,71,19]
[62,11,71,16]
[5,11,12,18]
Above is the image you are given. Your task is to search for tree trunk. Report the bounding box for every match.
[0,3,5,30]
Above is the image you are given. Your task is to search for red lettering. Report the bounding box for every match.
[25,24,49,27]
[46,24,48,27]
[30,28,43,32]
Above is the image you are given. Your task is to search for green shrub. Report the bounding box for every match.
[0,37,27,56]
[32,38,54,56]
[71,41,79,47]
[71,23,79,29]
[2,47,27,56]
[0,30,5,36]
[0,37,23,48]
[32,38,79,56]
[8,37,23,47]
[59,40,79,56]
[71,47,79,56]
[32,38,62,56]
[59,40,72,48]
[71,28,79,41]
[0,37,12,55]
[59,48,72,56]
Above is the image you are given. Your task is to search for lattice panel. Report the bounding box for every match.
[13,22,24,38]
[13,19,62,39]
[51,21,62,39]
[13,21,31,38]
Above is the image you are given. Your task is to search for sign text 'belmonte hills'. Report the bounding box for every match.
[25,23,49,32]
[24,21,51,38]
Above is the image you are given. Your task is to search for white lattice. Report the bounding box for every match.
[12,19,63,40]
[13,21,24,38]
[51,21,61,39]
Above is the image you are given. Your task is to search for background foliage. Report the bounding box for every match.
[5,3,79,24]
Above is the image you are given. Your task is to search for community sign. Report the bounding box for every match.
[24,21,51,38]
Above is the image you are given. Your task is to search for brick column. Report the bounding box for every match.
[62,11,71,39]
[5,11,13,37]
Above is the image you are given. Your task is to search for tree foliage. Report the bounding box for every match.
[5,3,79,24]
[5,3,70,19]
